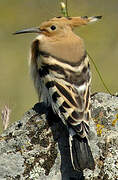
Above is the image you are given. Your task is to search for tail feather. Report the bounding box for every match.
[70,135,95,170]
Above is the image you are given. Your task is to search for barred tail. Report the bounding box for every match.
[69,134,95,171]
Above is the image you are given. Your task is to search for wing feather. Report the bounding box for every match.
[40,55,91,138]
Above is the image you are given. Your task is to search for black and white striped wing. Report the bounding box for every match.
[42,55,91,138]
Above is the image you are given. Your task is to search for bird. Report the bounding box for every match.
[14,15,102,171]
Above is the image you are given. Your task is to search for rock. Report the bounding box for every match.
[84,93,118,180]
[0,93,118,180]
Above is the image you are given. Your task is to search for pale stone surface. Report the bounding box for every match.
[0,93,118,180]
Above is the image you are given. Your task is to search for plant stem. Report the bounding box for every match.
[87,51,112,95]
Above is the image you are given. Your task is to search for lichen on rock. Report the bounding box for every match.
[0,93,118,180]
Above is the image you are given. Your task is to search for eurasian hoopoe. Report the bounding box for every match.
[14,15,102,170]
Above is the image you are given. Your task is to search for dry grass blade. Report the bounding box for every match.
[1,105,11,130]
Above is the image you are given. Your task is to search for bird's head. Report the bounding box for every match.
[13,16,102,37]
[14,16,102,62]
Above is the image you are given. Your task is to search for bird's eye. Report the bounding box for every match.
[50,25,56,30]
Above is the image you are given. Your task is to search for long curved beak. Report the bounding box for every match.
[13,27,41,35]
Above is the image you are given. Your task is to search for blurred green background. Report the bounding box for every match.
[0,0,118,133]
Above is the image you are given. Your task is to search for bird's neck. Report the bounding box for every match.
[36,32,85,64]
